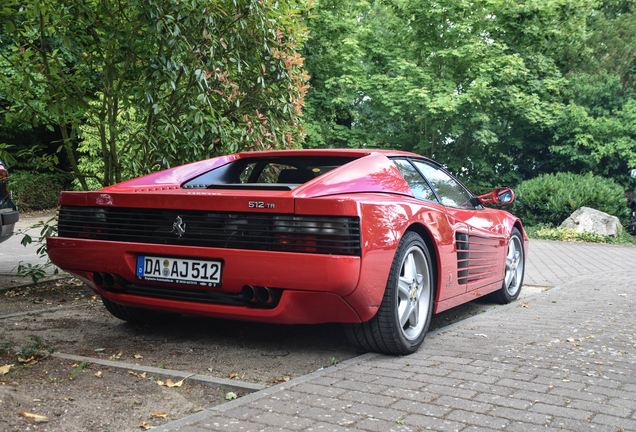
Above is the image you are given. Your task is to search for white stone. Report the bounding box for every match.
[560,206,623,237]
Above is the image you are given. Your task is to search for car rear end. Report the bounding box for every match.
[0,158,19,244]
[47,151,374,324]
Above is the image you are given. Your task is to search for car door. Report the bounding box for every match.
[409,159,507,294]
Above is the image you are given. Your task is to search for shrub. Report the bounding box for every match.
[9,171,73,212]
[512,172,629,226]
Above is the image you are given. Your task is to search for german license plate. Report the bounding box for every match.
[136,256,222,287]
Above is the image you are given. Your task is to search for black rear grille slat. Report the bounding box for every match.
[58,206,361,256]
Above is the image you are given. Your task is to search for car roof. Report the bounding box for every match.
[235,149,422,159]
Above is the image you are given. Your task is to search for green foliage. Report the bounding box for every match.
[0,0,311,190]
[9,171,72,211]
[525,224,635,245]
[512,172,630,226]
[15,215,59,283]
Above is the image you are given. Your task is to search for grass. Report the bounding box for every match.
[525,224,636,245]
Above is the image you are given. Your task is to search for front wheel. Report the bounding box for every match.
[490,227,525,304]
[345,231,435,355]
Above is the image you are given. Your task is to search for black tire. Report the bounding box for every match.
[345,231,435,355]
[101,296,178,325]
[490,227,525,304]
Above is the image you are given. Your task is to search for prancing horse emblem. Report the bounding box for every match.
[172,216,186,238]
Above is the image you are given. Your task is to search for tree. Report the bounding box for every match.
[0,0,310,189]
[303,0,593,191]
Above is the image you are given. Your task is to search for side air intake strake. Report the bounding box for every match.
[456,232,499,285]
[57,206,361,256]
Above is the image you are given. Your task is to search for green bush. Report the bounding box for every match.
[512,172,629,226]
[9,171,73,212]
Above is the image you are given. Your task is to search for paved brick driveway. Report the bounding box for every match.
[157,239,636,432]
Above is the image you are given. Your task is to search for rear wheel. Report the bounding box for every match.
[490,227,525,304]
[345,231,434,355]
[101,296,178,325]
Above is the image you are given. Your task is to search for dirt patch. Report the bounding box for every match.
[0,353,224,431]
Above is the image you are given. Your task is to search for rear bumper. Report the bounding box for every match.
[47,237,363,324]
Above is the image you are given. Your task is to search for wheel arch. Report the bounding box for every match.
[404,222,439,297]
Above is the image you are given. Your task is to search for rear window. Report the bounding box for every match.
[182,156,359,190]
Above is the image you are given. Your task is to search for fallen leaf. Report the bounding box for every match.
[166,379,184,388]
[94,348,105,352]
[33,399,42,402]
[566,338,575,342]
[276,376,290,382]
[19,411,49,422]
[521,302,530,308]
[18,356,37,365]
[95,371,102,378]
[151,410,167,419]
[91,295,98,301]
[140,422,150,429]
[156,380,165,386]
[140,372,147,378]
[65,397,75,401]
[134,354,143,359]
[0,365,13,376]
[225,392,237,400]
[228,373,238,379]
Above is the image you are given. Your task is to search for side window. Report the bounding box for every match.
[393,159,438,202]
[411,160,476,209]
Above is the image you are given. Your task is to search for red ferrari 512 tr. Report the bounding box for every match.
[47,149,528,355]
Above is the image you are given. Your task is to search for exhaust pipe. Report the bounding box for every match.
[92,272,104,287]
[255,286,281,304]
[241,285,256,303]
[103,273,116,289]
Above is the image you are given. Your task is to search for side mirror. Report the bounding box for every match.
[477,187,515,205]
[631,169,636,179]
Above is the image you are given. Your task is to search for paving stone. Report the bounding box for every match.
[195,418,268,431]
[339,390,397,407]
[310,376,344,386]
[606,397,636,410]
[567,399,633,418]
[548,387,608,403]
[354,417,415,432]
[472,394,531,411]
[459,381,515,397]
[242,412,314,430]
[345,403,409,422]
[506,421,576,432]
[304,422,357,431]
[591,413,636,430]
[446,371,499,384]
[549,417,620,432]
[381,387,437,403]
[401,414,467,432]
[488,407,551,425]
[292,383,348,398]
[296,406,362,426]
[510,390,568,406]
[332,380,391,394]
[433,396,493,413]
[445,410,509,429]
[423,383,478,399]
[371,376,426,391]
[496,378,551,393]
[390,399,451,417]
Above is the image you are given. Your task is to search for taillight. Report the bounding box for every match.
[0,165,8,179]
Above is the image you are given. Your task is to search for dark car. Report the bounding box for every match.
[0,158,19,244]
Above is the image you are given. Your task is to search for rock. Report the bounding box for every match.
[560,206,623,237]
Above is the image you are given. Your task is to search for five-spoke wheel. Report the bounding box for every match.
[345,231,434,355]
[491,227,525,304]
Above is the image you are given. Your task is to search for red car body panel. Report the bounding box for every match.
[47,149,528,324]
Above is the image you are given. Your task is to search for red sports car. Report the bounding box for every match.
[47,149,527,355]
